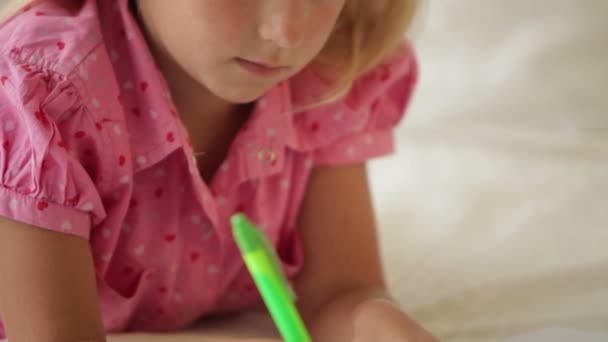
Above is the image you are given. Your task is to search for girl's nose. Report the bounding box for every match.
[258,0,309,49]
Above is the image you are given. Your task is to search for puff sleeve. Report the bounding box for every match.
[291,44,418,166]
[0,57,106,239]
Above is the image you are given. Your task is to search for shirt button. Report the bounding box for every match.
[257,149,277,165]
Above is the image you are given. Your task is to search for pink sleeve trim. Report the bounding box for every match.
[0,186,91,240]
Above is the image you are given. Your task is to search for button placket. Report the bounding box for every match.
[256,148,277,166]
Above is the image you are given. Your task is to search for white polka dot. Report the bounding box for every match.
[136,155,147,165]
[110,50,120,63]
[217,196,228,207]
[61,221,73,231]
[220,162,230,172]
[170,264,178,274]
[174,292,183,303]
[81,202,94,211]
[123,223,132,233]
[80,66,89,80]
[333,112,344,121]
[126,31,135,41]
[89,52,97,62]
[114,124,123,136]
[202,230,213,241]
[119,175,130,184]
[304,158,314,169]
[101,253,112,262]
[91,98,100,109]
[258,99,268,108]
[102,227,111,239]
[63,17,74,25]
[280,179,290,190]
[346,146,357,158]
[72,53,82,64]
[364,134,374,145]
[191,215,201,225]
[208,265,219,274]
[133,244,145,255]
[202,224,214,241]
[32,54,42,63]
[8,199,18,210]
[154,168,166,177]
[149,110,159,120]
[122,81,134,90]
[266,127,277,137]
[4,120,15,132]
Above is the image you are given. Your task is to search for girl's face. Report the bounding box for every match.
[135,0,346,104]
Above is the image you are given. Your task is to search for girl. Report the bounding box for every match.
[0,0,434,341]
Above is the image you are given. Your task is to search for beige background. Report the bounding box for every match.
[371,0,608,340]
[2,0,608,341]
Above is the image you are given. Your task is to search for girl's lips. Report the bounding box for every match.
[236,58,288,78]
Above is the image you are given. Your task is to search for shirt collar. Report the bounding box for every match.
[97,0,294,184]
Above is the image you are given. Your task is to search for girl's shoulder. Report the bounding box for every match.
[0,1,126,235]
[0,0,104,78]
[284,43,418,166]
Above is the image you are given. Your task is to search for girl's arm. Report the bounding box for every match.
[0,216,107,342]
[294,163,435,341]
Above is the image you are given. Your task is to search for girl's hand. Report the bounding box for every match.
[352,299,438,342]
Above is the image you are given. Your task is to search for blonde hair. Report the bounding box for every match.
[312,0,417,104]
[0,0,31,19]
[1,0,417,103]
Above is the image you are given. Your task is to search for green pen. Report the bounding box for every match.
[231,213,312,342]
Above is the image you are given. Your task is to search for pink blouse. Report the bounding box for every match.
[0,0,417,335]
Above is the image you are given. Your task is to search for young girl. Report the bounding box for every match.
[0,0,434,341]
